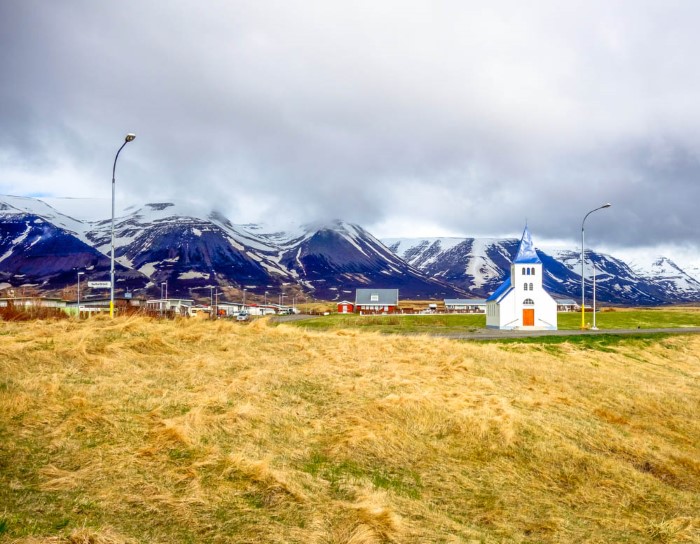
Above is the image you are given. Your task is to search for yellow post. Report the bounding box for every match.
[109,301,114,318]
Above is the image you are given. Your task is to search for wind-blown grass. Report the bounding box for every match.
[1,316,699,542]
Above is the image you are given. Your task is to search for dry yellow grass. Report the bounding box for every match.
[1,316,699,543]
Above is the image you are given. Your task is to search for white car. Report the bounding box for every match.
[236,312,249,321]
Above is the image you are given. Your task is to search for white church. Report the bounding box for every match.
[486,226,558,330]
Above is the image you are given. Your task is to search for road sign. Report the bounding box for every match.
[88,281,112,289]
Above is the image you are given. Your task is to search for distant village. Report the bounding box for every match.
[0,288,579,319]
[0,227,581,328]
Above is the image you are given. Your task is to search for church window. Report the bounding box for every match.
[523,298,534,305]
[531,268,536,275]
[523,283,528,291]
[529,283,533,290]
[522,267,526,275]
[527,268,531,275]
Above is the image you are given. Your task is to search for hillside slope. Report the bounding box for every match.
[385,237,700,305]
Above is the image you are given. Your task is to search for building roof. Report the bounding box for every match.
[513,226,541,264]
[355,288,399,305]
[146,298,194,303]
[444,299,487,305]
[486,277,513,302]
[554,298,578,305]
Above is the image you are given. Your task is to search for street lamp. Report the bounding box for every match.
[77,271,84,318]
[209,286,214,319]
[243,288,247,306]
[581,203,611,330]
[264,291,268,305]
[110,133,136,318]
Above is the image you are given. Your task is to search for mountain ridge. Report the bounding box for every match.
[1,196,699,305]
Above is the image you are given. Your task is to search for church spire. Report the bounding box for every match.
[513,225,541,264]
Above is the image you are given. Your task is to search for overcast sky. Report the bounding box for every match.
[1,1,699,258]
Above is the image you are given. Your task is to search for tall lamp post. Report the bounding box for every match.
[110,133,136,318]
[581,203,611,330]
[77,271,84,318]
[210,286,214,319]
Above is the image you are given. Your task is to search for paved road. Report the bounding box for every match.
[272,315,700,340]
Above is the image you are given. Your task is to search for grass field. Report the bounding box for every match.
[1,316,699,543]
[284,308,700,335]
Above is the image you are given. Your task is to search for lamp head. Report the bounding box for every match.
[602,203,611,208]
[125,133,136,143]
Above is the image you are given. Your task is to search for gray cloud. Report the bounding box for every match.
[2,0,700,253]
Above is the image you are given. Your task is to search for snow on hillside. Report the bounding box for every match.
[383,237,465,258]
[466,239,509,289]
[2,195,699,303]
[0,195,87,238]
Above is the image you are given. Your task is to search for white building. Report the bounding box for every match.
[444,299,486,313]
[486,226,558,330]
[145,298,194,317]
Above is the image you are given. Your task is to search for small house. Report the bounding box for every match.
[337,300,354,314]
[555,298,579,312]
[215,302,247,317]
[355,289,399,314]
[145,298,194,317]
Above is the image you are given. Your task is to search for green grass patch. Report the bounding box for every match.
[481,332,673,351]
[287,309,700,335]
[286,313,485,334]
[302,453,423,500]
[558,308,700,329]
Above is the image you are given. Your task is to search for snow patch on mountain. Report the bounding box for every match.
[2,196,699,303]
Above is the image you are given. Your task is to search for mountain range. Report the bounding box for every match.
[1,195,699,305]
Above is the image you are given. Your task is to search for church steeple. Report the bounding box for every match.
[513,225,541,264]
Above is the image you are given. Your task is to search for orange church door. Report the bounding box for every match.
[523,309,535,326]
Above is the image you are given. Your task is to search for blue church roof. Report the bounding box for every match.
[486,277,512,302]
[513,226,541,264]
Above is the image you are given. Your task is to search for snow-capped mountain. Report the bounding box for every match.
[83,202,294,298]
[0,196,148,293]
[274,220,467,299]
[1,195,699,304]
[0,196,466,300]
[385,237,700,305]
[627,256,700,301]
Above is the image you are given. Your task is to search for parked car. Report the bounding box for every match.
[236,312,249,321]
